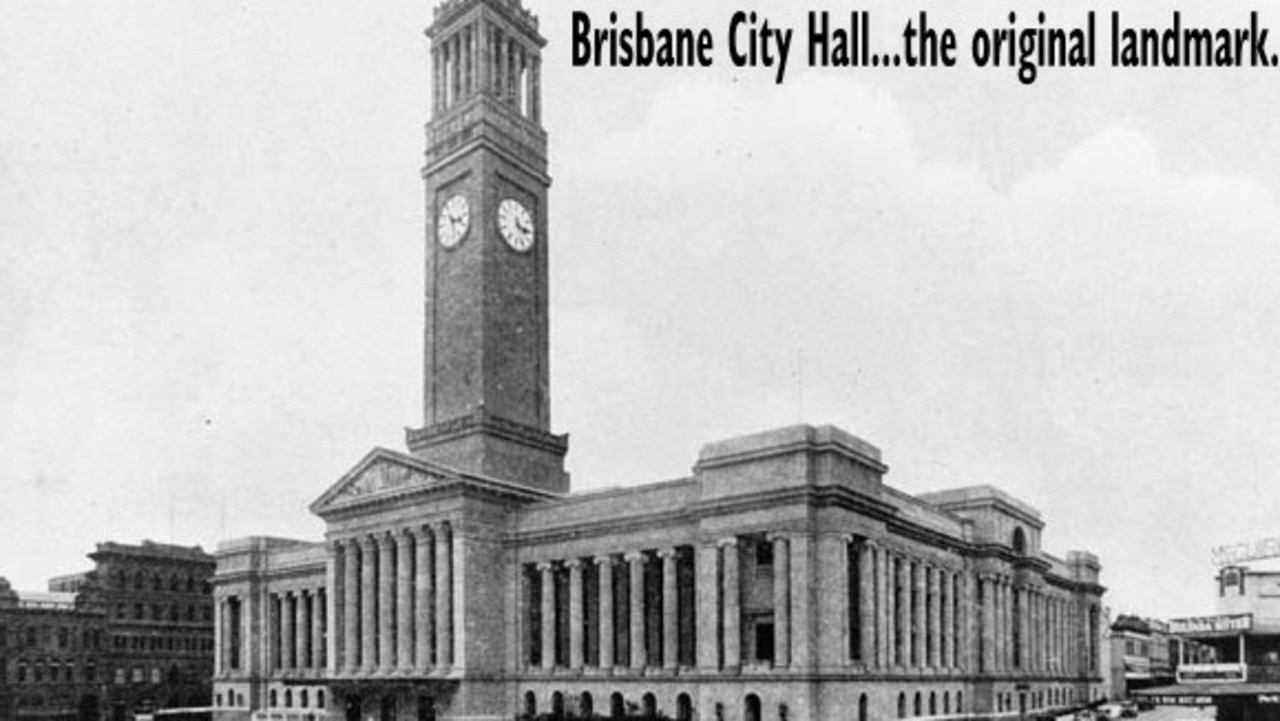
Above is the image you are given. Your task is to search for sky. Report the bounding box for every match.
[3,0,1280,622]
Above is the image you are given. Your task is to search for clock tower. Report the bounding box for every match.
[406,0,568,493]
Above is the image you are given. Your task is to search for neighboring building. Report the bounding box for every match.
[211,1,1109,720]
[0,540,215,721]
[0,578,106,720]
[1109,615,1211,698]
[1139,564,1280,720]
[86,541,217,717]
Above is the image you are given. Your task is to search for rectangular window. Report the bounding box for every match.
[754,621,775,663]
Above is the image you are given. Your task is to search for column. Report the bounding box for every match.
[721,538,741,669]
[896,557,909,667]
[214,598,223,675]
[294,591,306,670]
[396,529,415,671]
[312,591,325,669]
[660,549,678,670]
[569,559,585,670]
[981,576,995,672]
[928,566,941,669]
[281,593,295,670]
[858,541,876,666]
[435,523,453,669]
[344,540,360,672]
[942,570,954,670]
[790,534,813,669]
[360,536,377,671]
[539,562,555,671]
[377,533,395,671]
[597,555,615,670]
[415,528,434,672]
[913,561,925,669]
[626,551,646,669]
[876,547,889,669]
[325,545,339,674]
[695,544,719,671]
[771,534,790,669]
[1002,579,1012,671]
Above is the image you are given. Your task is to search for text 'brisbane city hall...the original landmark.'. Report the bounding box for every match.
[209,1,1108,720]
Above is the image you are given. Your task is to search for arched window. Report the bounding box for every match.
[914,692,922,717]
[996,695,1002,713]
[581,692,594,719]
[524,691,537,719]
[744,695,761,721]
[943,692,950,715]
[215,694,222,708]
[1011,527,1027,554]
[611,693,625,720]
[301,690,309,708]
[552,692,565,720]
[318,690,326,709]
[285,689,292,708]
[898,693,907,718]
[779,704,789,721]
[643,693,657,720]
[859,695,868,721]
[270,690,278,708]
[929,692,936,715]
[677,694,693,721]
[957,692,963,714]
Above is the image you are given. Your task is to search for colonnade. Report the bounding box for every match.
[432,16,541,121]
[977,574,1082,674]
[522,534,962,674]
[329,521,455,675]
[860,542,967,672]
[266,588,326,672]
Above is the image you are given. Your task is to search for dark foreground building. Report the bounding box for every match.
[210,1,1109,720]
[1,540,215,720]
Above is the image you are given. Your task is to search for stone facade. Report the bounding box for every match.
[0,540,214,720]
[210,1,1107,720]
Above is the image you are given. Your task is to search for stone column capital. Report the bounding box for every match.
[376,532,394,549]
[656,548,677,560]
[565,558,584,570]
[536,561,554,573]
[623,550,645,563]
[766,531,790,543]
[593,554,615,567]
[395,527,414,543]
[717,536,739,549]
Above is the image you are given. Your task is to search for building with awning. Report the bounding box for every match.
[1136,565,1280,721]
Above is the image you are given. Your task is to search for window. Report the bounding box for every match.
[756,541,774,567]
[754,622,775,664]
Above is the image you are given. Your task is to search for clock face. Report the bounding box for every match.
[437,194,470,249]
[497,198,535,252]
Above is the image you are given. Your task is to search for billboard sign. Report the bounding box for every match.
[1213,537,1280,566]
[1168,614,1253,634]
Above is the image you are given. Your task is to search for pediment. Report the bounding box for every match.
[309,447,455,516]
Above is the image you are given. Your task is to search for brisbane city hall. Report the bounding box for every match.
[209,1,1107,720]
